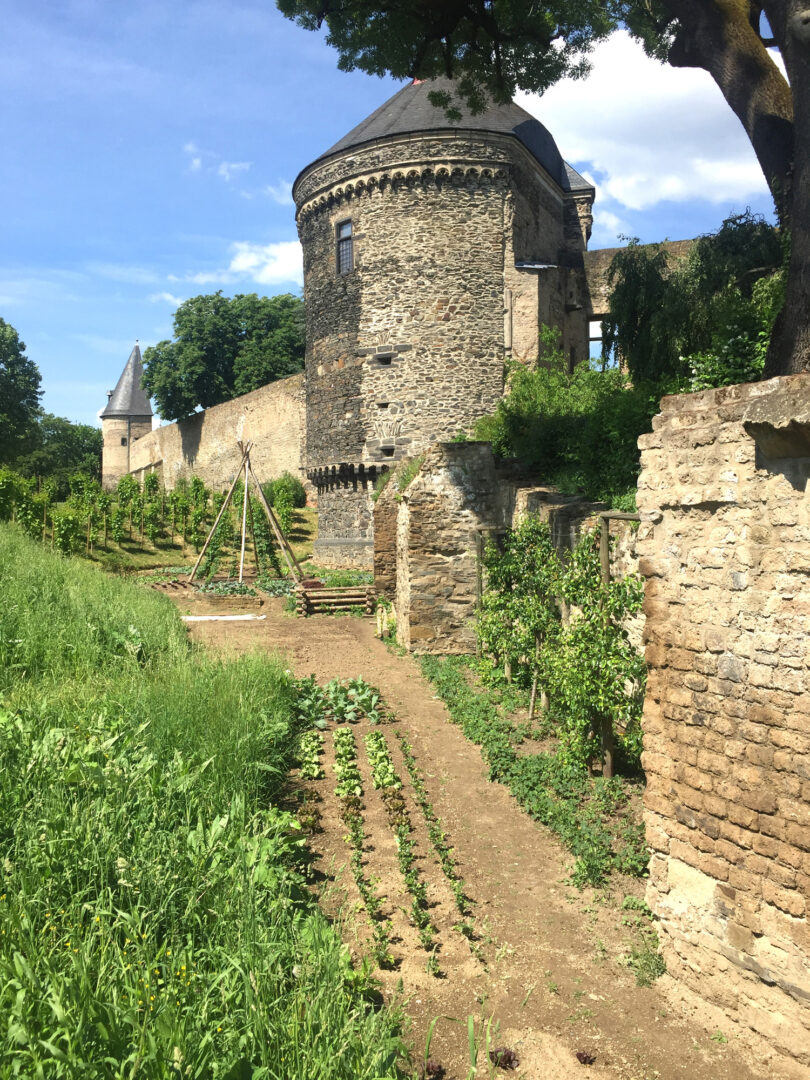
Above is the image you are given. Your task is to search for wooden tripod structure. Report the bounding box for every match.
[187,441,303,586]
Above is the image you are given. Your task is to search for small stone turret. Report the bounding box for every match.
[100,342,153,490]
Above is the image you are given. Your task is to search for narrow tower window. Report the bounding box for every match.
[336,220,353,274]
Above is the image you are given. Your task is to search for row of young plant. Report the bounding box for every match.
[295,678,485,976]
[364,730,439,973]
[367,731,489,972]
[420,653,647,888]
[333,727,398,969]
[0,523,407,1079]
[0,465,304,565]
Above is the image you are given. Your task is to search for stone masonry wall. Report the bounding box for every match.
[383,448,642,654]
[126,374,306,492]
[296,128,591,562]
[636,375,810,1076]
[373,471,398,600]
[395,443,504,653]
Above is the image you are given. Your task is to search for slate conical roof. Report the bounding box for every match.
[299,77,592,194]
[101,342,153,418]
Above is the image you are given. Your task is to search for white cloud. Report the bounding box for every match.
[173,240,303,289]
[183,141,207,172]
[228,240,302,285]
[87,262,160,285]
[218,160,251,182]
[149,291,184,305]
[591,208,627,247]
[265,179,294,206]
[517,31,773,211]
[185,270,230,285]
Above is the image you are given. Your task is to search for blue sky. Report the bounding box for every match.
[1,2,777,426]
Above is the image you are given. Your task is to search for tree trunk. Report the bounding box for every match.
[765,2,810,374]
[664,0,793,212]
[662,0,810,374]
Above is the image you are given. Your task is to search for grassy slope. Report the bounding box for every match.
[0,524,404,1079]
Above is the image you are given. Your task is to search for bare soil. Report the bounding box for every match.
[168,586,765,1080]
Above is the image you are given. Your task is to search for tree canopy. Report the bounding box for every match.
[278,0,810,377]
[13,414,103,498]
[0,318,41,463]
[603,211,785,385]
[142,292,305,421]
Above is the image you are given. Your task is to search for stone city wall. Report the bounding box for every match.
[582,238,694,321]
[636,375,810,1076]
[127,374,306,492]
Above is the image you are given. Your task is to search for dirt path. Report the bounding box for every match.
[173,590,764,1080]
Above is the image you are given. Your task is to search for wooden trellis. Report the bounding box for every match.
[188,443,375,617]
[188,442,302,586]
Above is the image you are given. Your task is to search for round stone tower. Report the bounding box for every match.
[293,78,594,566]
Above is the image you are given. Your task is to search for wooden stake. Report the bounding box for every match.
[188,445,251,583]
[238,457,249,583]
[246,490,262,576]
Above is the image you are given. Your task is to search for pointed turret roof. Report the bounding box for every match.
[101,342,153,418]
[296,77,593,195]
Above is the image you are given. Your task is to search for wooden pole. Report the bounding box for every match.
[188,445,251,583]
[238,457,249,583]
[246,489,262,576]
[247,460,303,583]
[599,515,610,585]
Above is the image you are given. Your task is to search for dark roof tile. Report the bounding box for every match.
[101,342,153,418]
[298,78,591,194]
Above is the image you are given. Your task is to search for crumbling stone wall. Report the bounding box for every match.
[127,374,306,492]
[394,443,503,652]
[636,375,810,1075]
[373,472,398,600]
[385,444,640,654]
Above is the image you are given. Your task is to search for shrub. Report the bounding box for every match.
[474,328,659,508]
[264,471,307,509]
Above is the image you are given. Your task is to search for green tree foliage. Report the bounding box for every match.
[475,328,657,507]
[278,0,810,376]
[603,212,785,386]
[143,291,305,420]
[0,317,41,463]
[12,413,102,498]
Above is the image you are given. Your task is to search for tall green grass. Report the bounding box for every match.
[0,524,406,1078]
[0,525,186,693]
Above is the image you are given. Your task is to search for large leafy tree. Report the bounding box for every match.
[142,292,305,420]
[604,210,785,383]
[277,0,809,377]
[0,318,41,463]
